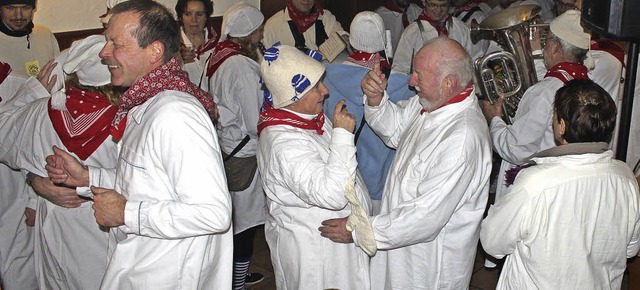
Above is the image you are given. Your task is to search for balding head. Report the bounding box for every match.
[410,37,473,111]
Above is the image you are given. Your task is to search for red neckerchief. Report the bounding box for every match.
[418,10,451,36]
[110,57,216,141]
[287,0,324,33]
[48,86,117,160]
[420,83,474,114]
[382,0,410,27]
[347,51,391,71]
[257,109,325,136]
[590,39,625,66]
[0,61,10,102]
[194,26,219,60]
[544,62,589,83]
[205,40,243,78]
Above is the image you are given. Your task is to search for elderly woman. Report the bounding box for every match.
[175,0,218,89]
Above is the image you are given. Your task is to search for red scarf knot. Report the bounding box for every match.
[287,0,324,34]
[421,83,474,114]
[257,109,325,136]
[544,62,589,83]
[48,86,118,160]
[206,40,243,78]
[590,39,625,66]
[347,51,391,72]
[110,57,217,141]
[418,10,450,36]
[193,26,219,60]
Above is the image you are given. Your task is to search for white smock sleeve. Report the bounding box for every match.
[364,92,420,149]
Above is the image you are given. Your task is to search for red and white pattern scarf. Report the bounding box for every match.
[287,0,324,34]
[420,83,474,114]
[48,86,117,160]
[205,40,243,78]
[257,109,325,136]
[544,62,589,83]
[590,39,625,66]
[111,57,216,141]
[347,51,391,71]
[382,0,410,27]
[417,10,451,36]
[193,26,219,60]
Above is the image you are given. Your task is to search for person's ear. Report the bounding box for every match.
[148,41,165,64]
[441,75,457,97]
[558,117,567,142]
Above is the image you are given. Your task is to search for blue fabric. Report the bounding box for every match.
[323,64,415,200]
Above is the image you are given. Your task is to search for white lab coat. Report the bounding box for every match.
[490,76,562,200]
[0,24,59,78]
[481,148,640,289]
[0,74,36,290]
[263,7,344,50]
[257,114,371,290]
[375,3,423,53]
[392,17,485,74]
[85,92,233,290]
[0,77,115,290]
[365,92,492,289]
[208,54,266,234]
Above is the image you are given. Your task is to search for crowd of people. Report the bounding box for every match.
[0,0,639,289]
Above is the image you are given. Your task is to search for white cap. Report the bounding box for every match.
[50,35,111,110]
[220,2,264,41]
[349,11,386,53]
[261,44,325,109]
[550,10,590,50]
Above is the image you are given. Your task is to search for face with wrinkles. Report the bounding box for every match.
[0,4,34,31]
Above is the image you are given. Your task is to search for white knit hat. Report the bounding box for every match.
[550,10,590,50]
[261,44,325,109]
[220,2,264,41]
[50,35,111,110]
[349,11,386,53]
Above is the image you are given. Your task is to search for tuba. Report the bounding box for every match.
[471,5,542,124]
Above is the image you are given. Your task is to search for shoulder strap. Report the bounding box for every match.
[315,19,328,47]
[224,135,251,161]
[415,19,427,44]
[460,6,483,23]
[354,115,366,145]
[287,20,308,51]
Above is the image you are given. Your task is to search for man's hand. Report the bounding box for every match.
[91,186,126,227]
[319,217,354,243]
[37,59,58,93]
[45,146,89,187]
[332,100,356,133]
[481,96,505,124]
[31,175,86,208]
[24,208,36,227]
[361,58,387,107]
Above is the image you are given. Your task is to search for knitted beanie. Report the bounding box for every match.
[550,10,590,50]
[261,44,325,109]
[349,11,386,53]
[2,0,35,7]
[220,2,264,41]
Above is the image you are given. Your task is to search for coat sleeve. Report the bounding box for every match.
[364,93,420,149]
[480,182,530,258]
[121,102,232,238]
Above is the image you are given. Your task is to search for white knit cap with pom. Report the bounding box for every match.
[50,35,111,111]
[261,44,325,109]
[349,11,386,53]
[220,2,264,41]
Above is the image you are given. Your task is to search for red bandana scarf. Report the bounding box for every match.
[347,51,391,71]
[257,109,325,136]
[382,0,410,27]
[420,83,474,114]
[287,0,324,34]
[205,40,243,78]
[418,10,451,36]
[194,26,219,60]
[48,86,118,160]
[544,62,589,83]
[110,57,216,141]
[590,39,625,66]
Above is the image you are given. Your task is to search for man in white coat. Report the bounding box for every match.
[205,3,266,289]
[257,44,372,289]
[322,37,492,289]
[481,79,640,289]
[392,0,485,74]
[375,0,422,52]
[44,1,232,289]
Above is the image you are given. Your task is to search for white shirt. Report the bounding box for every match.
[208,54,266,234]
[257,115,371,290]
[87,91,233,290]
[392,17,485,74]
[181,28,215,91]
[365,92,492,289]
[263,7,344,51]
[375,3,422,53]
[490,76,562,199]
[0,24,59,78]
[481,149,640,289]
